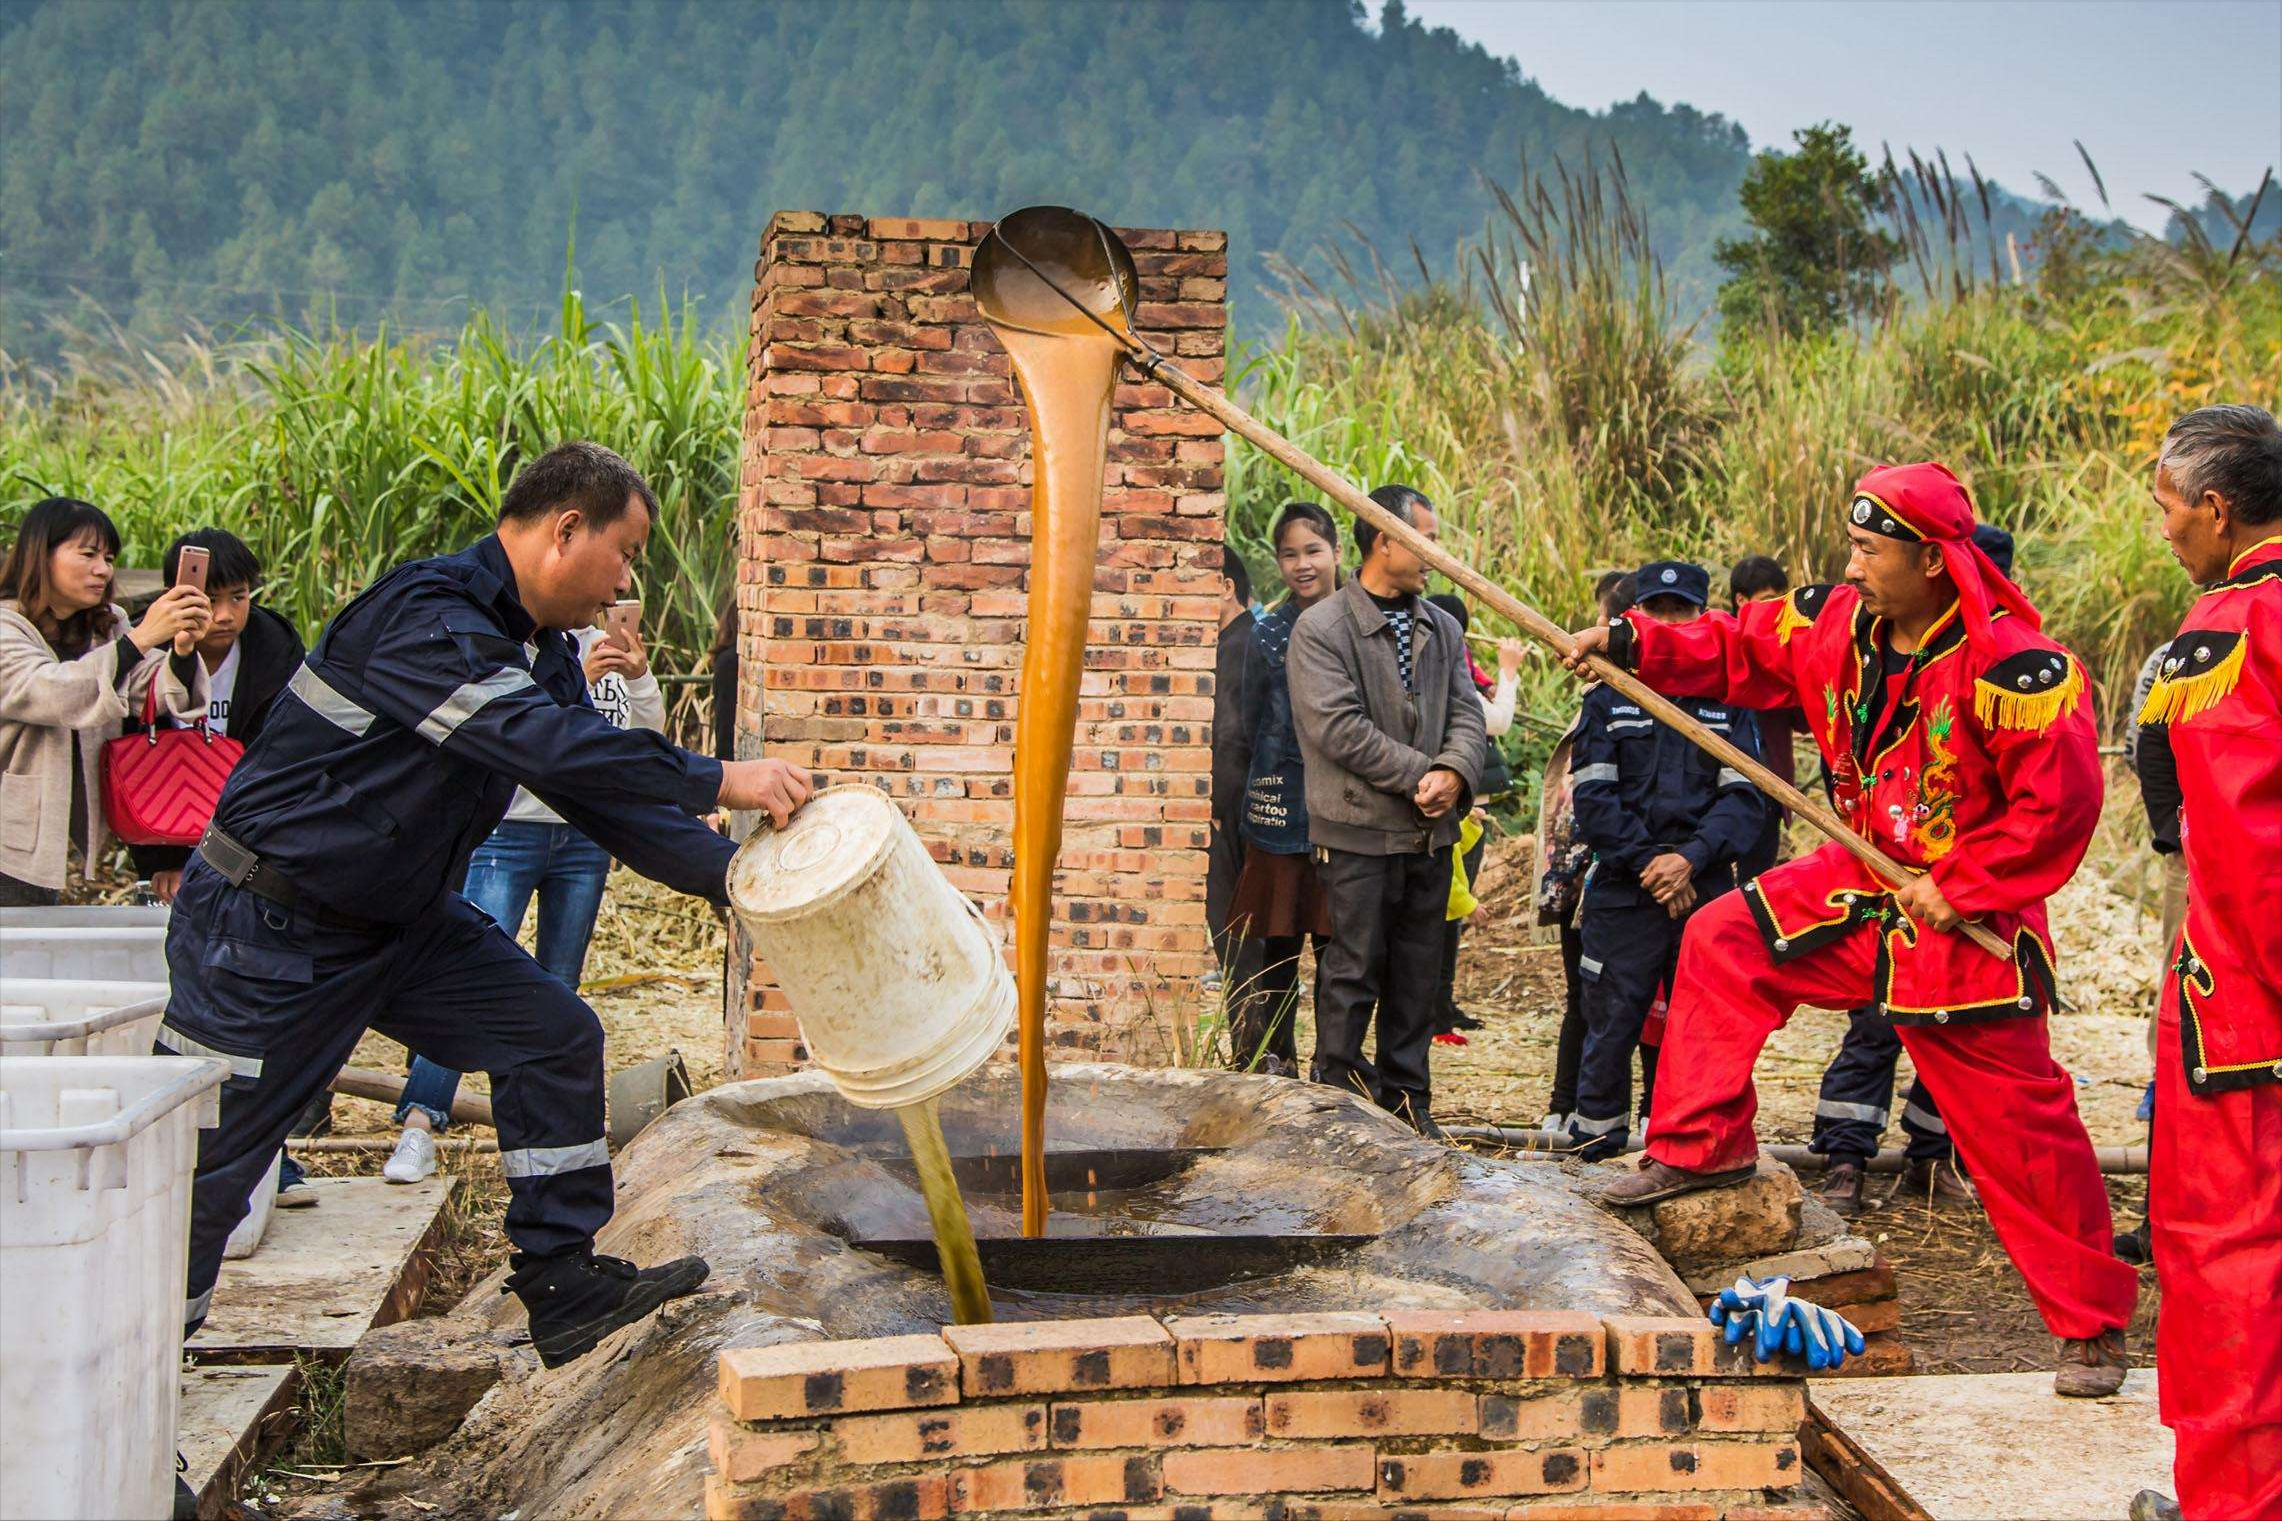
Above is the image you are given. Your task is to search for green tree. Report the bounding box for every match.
[0,0,1763,360]
[1714,122,1902,336]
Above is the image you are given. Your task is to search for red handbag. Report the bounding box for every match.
[101,679,243,847]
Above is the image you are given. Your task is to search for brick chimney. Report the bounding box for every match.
[727,212,1231,1080]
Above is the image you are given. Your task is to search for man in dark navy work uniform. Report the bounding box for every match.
[1566,560,1768,1159]
[162,441,810,1370]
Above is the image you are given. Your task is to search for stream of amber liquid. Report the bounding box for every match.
[895,1096,993,1323]
[991,305,1125,1237]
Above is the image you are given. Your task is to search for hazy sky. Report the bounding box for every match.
[1412,0,2281,232]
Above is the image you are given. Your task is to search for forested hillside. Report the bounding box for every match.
[0,0,1765,353]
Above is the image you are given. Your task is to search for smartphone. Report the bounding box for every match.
[603,599,641,648]
[175,546,211,593]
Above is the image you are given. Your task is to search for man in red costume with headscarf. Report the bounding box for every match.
[2133,404,2282,1521]
[1566,461,2138,1398]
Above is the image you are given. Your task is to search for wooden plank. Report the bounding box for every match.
[179,1364,298,1520]
[1802,1400,1930,1521]
[188,1174,458,1365]
[1811,1371,2173,1520]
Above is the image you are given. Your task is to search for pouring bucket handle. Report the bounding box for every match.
[959,892,1006,957]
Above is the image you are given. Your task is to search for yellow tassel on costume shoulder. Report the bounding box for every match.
[1974,655,2086,732]
[2139,633,2249,725]
[1774,597,1813,646]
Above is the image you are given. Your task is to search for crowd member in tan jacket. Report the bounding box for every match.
[0,497,209,905]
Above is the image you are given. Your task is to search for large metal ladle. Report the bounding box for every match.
[974,205,1139,341]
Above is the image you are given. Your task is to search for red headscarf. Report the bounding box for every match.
[1848,461,2038,646]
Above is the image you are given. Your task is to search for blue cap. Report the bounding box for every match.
[1970,523,2016,581]
[1634,560,1709,607]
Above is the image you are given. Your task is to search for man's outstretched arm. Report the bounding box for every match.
[1564,588,1831,710]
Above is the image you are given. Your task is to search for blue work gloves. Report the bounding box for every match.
[1706,1274,1867,1370]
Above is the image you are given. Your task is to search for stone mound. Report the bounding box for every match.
[317,1064,1694,1519]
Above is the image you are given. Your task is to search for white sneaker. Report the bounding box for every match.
[383,1128,438,1184]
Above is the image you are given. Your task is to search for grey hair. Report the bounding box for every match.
[2159,404,2282,527]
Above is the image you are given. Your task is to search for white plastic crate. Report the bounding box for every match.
[0,926,171,983]
[0,906,169,930]
[0,983,169,1059]
[1,1055,226,1521]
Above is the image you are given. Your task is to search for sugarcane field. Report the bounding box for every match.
[1,3,2277,1520]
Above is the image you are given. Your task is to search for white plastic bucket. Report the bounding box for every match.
[0,906,169,930]
[727,785,1013,1110]
[0,1055,227,1521]
[0,926,171,983]
[0,983,169,1058]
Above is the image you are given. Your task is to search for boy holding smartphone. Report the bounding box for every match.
[382,597,663,1185]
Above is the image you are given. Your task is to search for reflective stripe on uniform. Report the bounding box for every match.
[288,663,376,737]
[1902,1101,1947,1134]
[1579,956,1604,976]
[185,1286,213,1326]
[1717,767,1750,788]
[156,1023,263,1078]
[1606,718,1654,733]
[1571,763,1620,784]
[417,666,537,744]
[1816,1099,1887,1125]
[498,1138,610,1179]
[1569,1111,1627,1135]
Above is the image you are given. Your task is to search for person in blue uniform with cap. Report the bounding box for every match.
[161,441,811,1371]
[1566,559,1769,1159]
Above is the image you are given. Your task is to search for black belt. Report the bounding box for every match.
[198,826,389,932]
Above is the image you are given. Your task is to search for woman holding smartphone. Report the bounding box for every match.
[0,497,209,905]
[384,600,663,1183]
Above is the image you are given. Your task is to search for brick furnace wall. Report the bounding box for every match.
[704,1310,1825,1519]
[728,212,1229,1080]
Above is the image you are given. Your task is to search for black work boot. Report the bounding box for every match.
[2113,1217,2152,1265]
[1388,1094,1445,1142]
[509,1252,710,1368]
[1815,1160,1867,1216]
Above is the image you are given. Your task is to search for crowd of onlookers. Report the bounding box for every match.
[1209,490,2175,1212]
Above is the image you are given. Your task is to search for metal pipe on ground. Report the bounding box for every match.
[288,1136,499,1154]
[1442,1124,2148,1176]
[327,1065,495,1128]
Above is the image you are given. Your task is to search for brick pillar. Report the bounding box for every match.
[728,212,1229,1080]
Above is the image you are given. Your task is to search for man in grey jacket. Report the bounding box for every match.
[1288,485,1485,1135]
